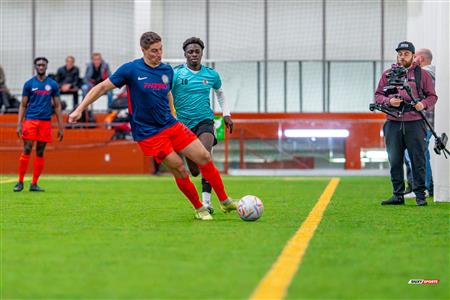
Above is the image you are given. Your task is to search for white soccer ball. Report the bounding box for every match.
[237,195,264,221]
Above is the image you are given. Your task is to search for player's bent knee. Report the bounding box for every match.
[174,164,189,178]
[179,170,190,179]
[23,145,33,155]
[36,147,46,157]
[198,150,211,165]
[170,166,189,179]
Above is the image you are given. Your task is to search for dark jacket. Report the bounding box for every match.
[56,65,80,88]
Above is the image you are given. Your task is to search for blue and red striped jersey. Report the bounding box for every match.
[22,76,59,121]
[109,58,176,141]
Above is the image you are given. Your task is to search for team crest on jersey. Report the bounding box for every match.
[161,74,169,84]
[203,79,208,85]
[45,84,52,91]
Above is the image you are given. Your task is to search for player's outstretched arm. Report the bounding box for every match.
[16,96,28,137]
[68,79,116,123]
[214,88,233,133]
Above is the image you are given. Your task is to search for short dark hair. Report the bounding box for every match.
[34,57,48,64]
[91,52,102,59]
[140,32,162,49]
[183,37,205,51]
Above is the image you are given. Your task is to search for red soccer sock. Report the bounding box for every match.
[18,153,30,183]
[32,156,45,185]
[198,160,228,202]
[175,176,203,209]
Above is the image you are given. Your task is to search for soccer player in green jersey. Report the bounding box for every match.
[170,37,233,214]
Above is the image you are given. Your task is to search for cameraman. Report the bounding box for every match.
[375,41,437,206]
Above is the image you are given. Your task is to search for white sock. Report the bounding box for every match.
[202,192,212,205]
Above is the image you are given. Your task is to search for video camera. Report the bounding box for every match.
[374,64,413,117]
[382,65,408,96]
[386,65,408,86]
[370,64,450,158]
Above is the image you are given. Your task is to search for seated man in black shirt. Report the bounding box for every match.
[56,56,80,108]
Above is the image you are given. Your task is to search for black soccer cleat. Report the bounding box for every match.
[381,195,404,205]
[13,182,24,192]
[29,183,45,192]
[416,198,428,206]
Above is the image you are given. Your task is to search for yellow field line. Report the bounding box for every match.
[250,177,340,300]
[0,179,17,184]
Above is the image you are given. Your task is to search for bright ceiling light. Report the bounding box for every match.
[284,129,350,138]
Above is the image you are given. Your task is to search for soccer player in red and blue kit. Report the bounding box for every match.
[68,32,236,220]
[14,57,64,192]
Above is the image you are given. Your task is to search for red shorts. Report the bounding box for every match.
[138,122,197,163]
[22,120,52,142]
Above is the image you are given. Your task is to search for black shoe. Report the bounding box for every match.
[13,182,24,192]
[29,183,45,192]
[381,195,404,205]
[416,198,428,206]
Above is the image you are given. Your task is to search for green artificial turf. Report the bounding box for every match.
[1,176,448,299]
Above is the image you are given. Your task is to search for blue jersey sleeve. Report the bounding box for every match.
[22,80,31,97]
[51,81,60,97]
[109,63,130,88]
[213,70,222,90]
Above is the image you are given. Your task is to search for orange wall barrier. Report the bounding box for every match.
[1,139,152,174]
[0,114,153,174]
[1,112,385,174]
[227,113,386,170]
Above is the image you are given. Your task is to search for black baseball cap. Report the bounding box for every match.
[395,41,415,53]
